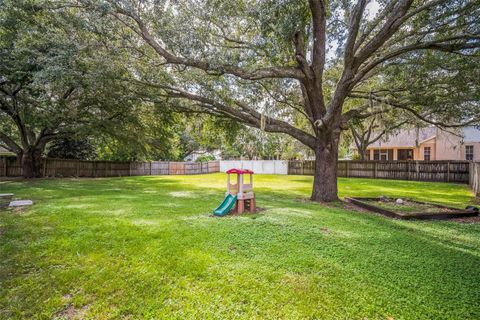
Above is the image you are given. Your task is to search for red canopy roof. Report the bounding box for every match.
[226,168,254,174]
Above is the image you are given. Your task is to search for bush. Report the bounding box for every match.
[195,154,216,162]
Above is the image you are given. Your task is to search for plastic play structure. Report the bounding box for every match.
[213,169,256,216]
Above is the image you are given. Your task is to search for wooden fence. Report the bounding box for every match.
[0,156,220,178]
[288,160,471,183]
[470,162,480,196]
[1,156,477,195]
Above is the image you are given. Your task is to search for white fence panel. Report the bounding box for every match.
[220,160,288,174]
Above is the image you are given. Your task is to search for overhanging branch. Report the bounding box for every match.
[155,86,317,148]
[112,6,304,81]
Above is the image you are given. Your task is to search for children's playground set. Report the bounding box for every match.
[213,169,256,216]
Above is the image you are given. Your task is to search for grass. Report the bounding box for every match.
[0,174,479,319]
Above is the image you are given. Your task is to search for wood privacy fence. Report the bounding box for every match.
[0,156,220,178]
[288,160,471,183]
[1,156,478,195]
[470,162,480,196]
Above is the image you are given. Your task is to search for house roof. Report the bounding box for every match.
[0,146,14,155]
[366,126,480,149]
[369,127,437,148]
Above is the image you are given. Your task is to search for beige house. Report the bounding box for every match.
[364,126,480,161]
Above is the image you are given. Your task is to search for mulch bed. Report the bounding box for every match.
[450,215,480,224]
[345,197,479,221]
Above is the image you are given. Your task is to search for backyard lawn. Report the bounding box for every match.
[1,174,479,319]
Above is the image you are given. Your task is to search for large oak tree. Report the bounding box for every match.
[83,0,478,201]
[0,1,158,177]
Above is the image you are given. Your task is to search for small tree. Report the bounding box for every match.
[349,110,411,160]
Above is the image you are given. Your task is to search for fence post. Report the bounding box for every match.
[3,157,7,177]
[475,163,478,196]
[346,161,349,178]
[149,161,152,176]
[42,158,46,177]
[373,162,377,178]
[52,159,56,177]
[415,161,419,181]
[129,162,132,176]
[447,161,451,182]
[469,162,472,188]
[76,160,80,177]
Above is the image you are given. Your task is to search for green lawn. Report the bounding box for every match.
[1,174,479,319]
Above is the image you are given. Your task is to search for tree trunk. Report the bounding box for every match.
[22,147,43,178]
[311,132,340,202]
[358,144,367,161]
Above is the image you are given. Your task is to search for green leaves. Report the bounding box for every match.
[0,0,183,160]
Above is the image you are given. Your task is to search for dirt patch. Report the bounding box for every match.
[450,215,480,224]
[319,227,330,234]
[230,207,267,215]
[362,198,458,214]
[341,201,371,213]
[8,206,30,214]
[53,304,89,320]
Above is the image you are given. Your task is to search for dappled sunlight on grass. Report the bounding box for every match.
[0,175,479,319]
[168,191,199,198]
[272,207,315,218]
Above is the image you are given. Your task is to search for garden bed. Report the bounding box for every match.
[345,197,479,220]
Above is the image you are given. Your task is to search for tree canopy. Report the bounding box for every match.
[74,0,479,201]
[0,0,187,174]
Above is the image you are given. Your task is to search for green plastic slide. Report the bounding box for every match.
[213,194,237,216]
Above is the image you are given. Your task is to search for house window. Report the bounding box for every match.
[373,149,393,160]
[380,150,388,161]
[398,149,414,161]
[424,147,431,161]
[466,145,474,161]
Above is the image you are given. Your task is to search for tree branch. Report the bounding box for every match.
[308,0,327,79]
[157,86,317,148]
[352,35,480,85]
[344,0,368,66]
[0,131,22,154]
[354,0,415,67]
[112,7,305,81]
[294,31,313,78]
